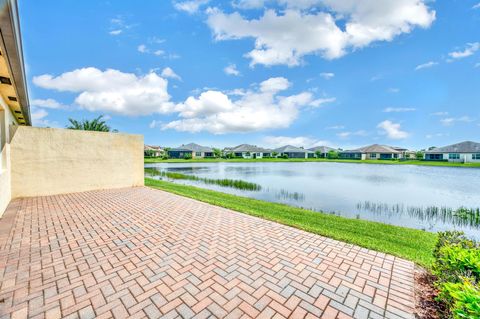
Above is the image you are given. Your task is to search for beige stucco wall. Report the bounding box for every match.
[10,126,144,198]
[0,99,17,217]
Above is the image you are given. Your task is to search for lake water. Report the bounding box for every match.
[145,162,480,238]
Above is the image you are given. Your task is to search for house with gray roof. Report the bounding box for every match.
[225,144,272,159]
[424,141,480,162]
[168,143,214,159]
[340,144,402,160]
[274,145,315,159]
[308,146,337,158]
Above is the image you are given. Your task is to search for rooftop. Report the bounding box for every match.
[170,143,213,153]
[227,144,271,153]
[344,144,401,154]
[425,141,480,153]
[274,145,314,153]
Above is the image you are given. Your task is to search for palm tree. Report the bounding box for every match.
[66,115,116,132]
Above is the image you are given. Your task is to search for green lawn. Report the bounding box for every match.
[144,157,480,168]
[145,178,437,267]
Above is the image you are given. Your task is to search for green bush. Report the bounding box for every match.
[433,231,480,319]
[183,153,192,160]
[438,279,480,319]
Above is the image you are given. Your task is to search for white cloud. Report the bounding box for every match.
[377,120,409,139]
[109,30,122,36]
[224,64,241,76]
[30,107,58,127]
[149,120,162,129]
[430,111,448,116]
[440,116,475,126]
[33,67,174,116]
[174,0,210,14]
[387,88,400,93]
[383,107,416,113]
[474,3,480,9]
[138,44,148,53]
[154,50,165,56]
[319,72,334,80]
[310,97,336,107]
[337,130,368,138]
[325,125,345,130]
[163,77,318,134]
[263,135,329,148]
[415,61,438,70]
[31,98,67,109]
[161,67,182,80]
[448,42,480,60]
[206,1,435,66]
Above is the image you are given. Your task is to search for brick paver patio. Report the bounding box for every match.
[0,187,416,319]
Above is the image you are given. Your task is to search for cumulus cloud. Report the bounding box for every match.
[174,0,210,14]
[474,3,480,9]
[206,1,435,66]
[33,67,174,116]
[383,107,416,113]
[415,61,438,70]
[31,98,67,109]
[325,125,345,130]
[163,77,320,134]
[377,120,409,139]
[319,72,334,80]
[448,42,480,60]
[161,67,182,80]
[263,135,329,148]
[224,64,240,76]
[430,111,448,116]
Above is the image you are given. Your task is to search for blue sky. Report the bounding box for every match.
[20,0,480,150]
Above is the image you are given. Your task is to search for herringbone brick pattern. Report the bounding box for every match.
[0,187,416,319]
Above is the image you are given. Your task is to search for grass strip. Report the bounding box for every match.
[145,178,437,267]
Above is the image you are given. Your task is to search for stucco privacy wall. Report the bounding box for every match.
[10,126,144,198]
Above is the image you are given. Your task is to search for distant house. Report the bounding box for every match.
[274,145,315,159]
[168,143,214,159]
[225,144,272,159]
[392,147,416,160]
[424,141,480,162]
[308,146,337,158]
[340,144,402,160]
[144,145,164,157]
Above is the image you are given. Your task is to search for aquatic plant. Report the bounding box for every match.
[356,201,480,228]
[145,168,261,191]
[275,189,305,202]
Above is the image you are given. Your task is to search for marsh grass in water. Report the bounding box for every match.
[357,201,480,228]
[145,167,261,191]
[274,189,305,202]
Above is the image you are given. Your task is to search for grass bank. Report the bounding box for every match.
[144,157,480,168]
[145,178,437,267]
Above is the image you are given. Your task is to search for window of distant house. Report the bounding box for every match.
[473,154,480,160]
[449,153,460,159]
[195,152,202,157]
[370,153,377,158]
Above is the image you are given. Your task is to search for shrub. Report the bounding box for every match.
[438,279,480,319]
[433,244,480,283]
[282,154,289,159]
[433,231,480,319]
[183,153,192,160]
